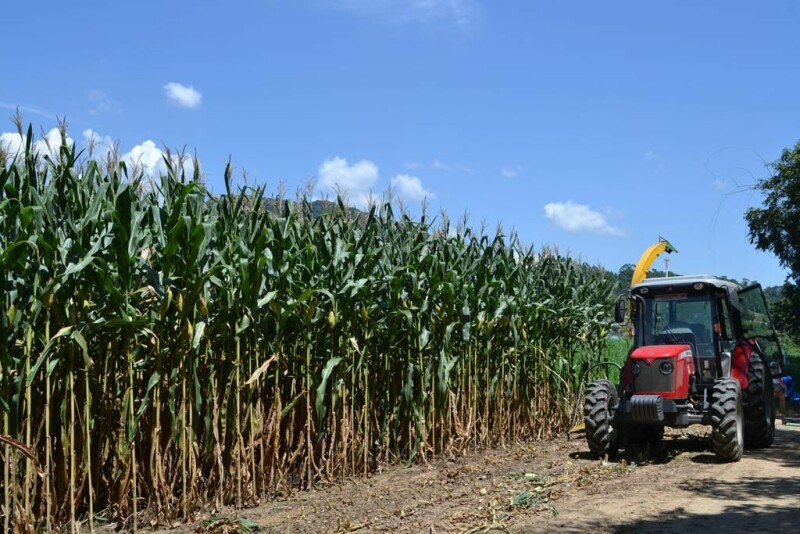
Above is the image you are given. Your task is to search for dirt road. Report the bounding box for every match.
[181,423,800,533]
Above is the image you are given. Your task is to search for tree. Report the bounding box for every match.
[746,140,800,340]
[745,140,800,279]
[772,282,800,340]
[614,263,681,291]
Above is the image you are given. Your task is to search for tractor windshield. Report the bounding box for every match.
[637,293,715,356]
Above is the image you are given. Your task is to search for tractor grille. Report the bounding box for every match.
[633,358,675,393]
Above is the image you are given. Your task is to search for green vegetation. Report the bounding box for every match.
[600,336,632,382]
[746,139,800,343]
[746,140,800,277]
[0,127,616,530]
[742,138,800,385]
[614,263,677,291]
[779,335,800,382]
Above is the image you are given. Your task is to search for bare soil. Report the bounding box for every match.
[164,422,800,534]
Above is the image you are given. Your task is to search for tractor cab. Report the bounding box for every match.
[624,276,783,392]
[628,276,738,395]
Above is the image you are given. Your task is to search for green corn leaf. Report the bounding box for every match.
[70,328,91,370]
[315,356,342,425]
[281,391,305,420]
[28,326,73,383]
[235,315,250,335]
[257,290,278,308]
[419,328,430,350]
[191,320,206,349]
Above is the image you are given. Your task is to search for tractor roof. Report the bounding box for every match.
[631,274,741,293]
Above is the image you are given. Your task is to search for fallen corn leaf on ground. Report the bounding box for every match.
[154,423,800,533]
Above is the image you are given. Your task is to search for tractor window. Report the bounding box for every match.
[739,284,774,337]
[641,294,714,355]
[716,295,736,353]
[739,284,784,365]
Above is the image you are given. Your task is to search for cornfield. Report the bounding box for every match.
[0,125,616,531]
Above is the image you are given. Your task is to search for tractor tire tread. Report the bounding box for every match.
[710,378,743,462]
[584,380,618,457]
[744,356,775,449]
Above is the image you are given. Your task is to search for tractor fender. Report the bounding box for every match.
[731,341,751,390]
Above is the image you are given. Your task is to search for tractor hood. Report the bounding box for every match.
[627,344,695,398]
[630,344,693,361]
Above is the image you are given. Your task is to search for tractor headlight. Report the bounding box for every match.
[631,362,642,376]
[660,361,674,375]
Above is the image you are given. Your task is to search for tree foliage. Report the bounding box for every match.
[746,140,800,340]
[772,282,800,340]
[614,263,679,292]
[746,141,800,279]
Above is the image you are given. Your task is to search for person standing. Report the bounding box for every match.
[771,359,787,424]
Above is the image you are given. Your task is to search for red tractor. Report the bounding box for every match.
[585,275,781,461]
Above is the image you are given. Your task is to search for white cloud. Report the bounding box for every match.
[164,82,203,109]
[0,101,55,120]
[123,140,165,176]
[391,174,434,202]
[0,132,24,160]
[87,90,121,115]
[543,201,624,236]
[1,127,199,178]
[120,139,199,178]
[318,156,380,207]
[40,129,74,158]
[501,164,521,178]
[82,128,114,146]
[332,0,480,31]
[430,159,470,172]
[406,159,470,172]
[317,157,435,207]
[431,159,449,171]
[82,128,116,159]
[0,128,74,163]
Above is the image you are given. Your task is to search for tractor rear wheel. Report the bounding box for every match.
[744,355,775,448]
[710,378,744,462]
[584,379,620,458]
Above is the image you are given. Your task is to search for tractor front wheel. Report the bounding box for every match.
[584,379,620,458]
[711,378,744,462]
[744,355,775,449]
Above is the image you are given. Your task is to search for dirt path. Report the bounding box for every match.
[175,423,800,533]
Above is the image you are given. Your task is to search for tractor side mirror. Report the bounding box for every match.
[614,298,627,324]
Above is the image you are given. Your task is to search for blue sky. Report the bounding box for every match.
[3,0,799,286]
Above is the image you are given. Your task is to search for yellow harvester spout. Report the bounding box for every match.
[631,238,677,286]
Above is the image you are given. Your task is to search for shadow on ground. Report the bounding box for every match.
[569,431,712,465]
[572,424,800,466]
[613,503,796,533]
[611,427,800,533]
